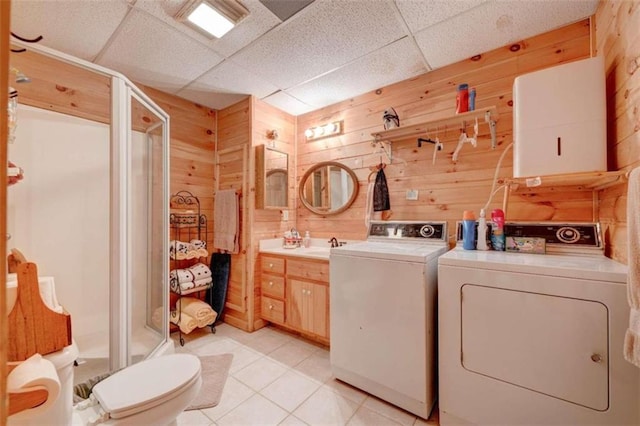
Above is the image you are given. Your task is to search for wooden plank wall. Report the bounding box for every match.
[251,98,296,330]
[595,0,640,263]
[296,20,594,246]
[216,97,251,330]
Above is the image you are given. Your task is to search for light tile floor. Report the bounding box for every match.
[174,323,439,426]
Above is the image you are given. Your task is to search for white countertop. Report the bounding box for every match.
[259,238,362,261]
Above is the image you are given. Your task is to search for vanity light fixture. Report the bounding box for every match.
[305,120,343,141]
[175,0,249,39]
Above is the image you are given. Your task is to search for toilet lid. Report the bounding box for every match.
[92,353,201,419]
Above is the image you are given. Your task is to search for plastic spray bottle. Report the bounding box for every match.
[491,209,506,251]
[462,210,476,250]
[477,209,489,250]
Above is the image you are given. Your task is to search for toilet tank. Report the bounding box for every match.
[513,56,607,178]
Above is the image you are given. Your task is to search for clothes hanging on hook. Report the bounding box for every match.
[373,167,390,212]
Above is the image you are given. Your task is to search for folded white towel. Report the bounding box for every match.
[624,167,640,368]
[214,189,239,253]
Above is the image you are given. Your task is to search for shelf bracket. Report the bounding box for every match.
[373,139,393,164]
[485,111,497,149]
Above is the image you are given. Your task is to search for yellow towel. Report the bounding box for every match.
[624,168,640,368]
[169,310,198,335]
[177,297,217,326]
[213,189,239,253]
[195,311,217,328]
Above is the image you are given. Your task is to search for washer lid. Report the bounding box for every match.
[331,241,448,262]
[92,353,201,419]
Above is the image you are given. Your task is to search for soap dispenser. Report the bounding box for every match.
[303,231,311,248]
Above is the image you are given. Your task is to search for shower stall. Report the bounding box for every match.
[7,41,171,380]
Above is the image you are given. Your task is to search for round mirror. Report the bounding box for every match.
[299,161,359,215]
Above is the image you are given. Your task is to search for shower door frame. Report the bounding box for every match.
[11,41,172,371]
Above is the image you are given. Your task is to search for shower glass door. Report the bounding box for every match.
[111,77,169,370]
[130,93,168,363]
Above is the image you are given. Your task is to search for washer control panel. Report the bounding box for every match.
[368,221,447,241]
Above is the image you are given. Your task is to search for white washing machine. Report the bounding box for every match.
[438,222,640,425]
[330,221,448,419]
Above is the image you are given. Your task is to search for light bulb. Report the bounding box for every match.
[304,128,314,138]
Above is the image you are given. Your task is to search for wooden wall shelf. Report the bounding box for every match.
[371,106,499,142]
[506,170,628,193]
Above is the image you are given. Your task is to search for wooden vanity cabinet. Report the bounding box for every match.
[259,254,329,343]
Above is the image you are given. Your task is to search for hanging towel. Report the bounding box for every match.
[624,168,640,368]
[207,253,231,322]
[214,189,239,253]
[373,167,390,212]
[364,181,375,230]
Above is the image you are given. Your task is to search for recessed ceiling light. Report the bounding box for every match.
[176,0,249,39]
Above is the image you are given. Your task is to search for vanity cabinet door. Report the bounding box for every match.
[287,279,328,339]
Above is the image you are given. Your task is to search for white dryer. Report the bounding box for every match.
[330,221,448,419]
[438,222,640,425]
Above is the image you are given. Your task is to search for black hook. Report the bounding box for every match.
[417,137,437,148]
[11,32,43,43]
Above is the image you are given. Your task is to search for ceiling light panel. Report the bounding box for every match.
[176,0,249,39]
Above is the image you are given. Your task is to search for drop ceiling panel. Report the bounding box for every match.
[10,0,131,61]
[181,59,279,98]
[395,0,488,34]
[175,90,249,111]
[286,37,427,110]
[415,0,598,70]
[133,0,281,58]
[262,91,315,116]
[231,0,408,90]
[96,9,224,93]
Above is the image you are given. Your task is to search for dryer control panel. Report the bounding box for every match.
[368,221,447,242]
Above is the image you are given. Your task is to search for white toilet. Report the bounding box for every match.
[9,342,201,426]
[72,353,202,425]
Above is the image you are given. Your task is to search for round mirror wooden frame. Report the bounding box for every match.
[299,161,359,215]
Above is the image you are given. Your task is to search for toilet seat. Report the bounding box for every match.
[92,353,201,420]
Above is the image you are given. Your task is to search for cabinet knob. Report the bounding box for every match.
[269,304,274,310]
[269,281,274,287]
[591,353,603,363]
[269,263,274,268]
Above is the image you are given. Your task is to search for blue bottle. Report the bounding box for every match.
[469,87,476,111]
[462,210,476,250]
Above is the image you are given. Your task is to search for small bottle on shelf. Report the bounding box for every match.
[303,231,311,248]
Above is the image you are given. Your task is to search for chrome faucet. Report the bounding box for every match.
[328,237,339,248]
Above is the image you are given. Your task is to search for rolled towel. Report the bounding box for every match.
[170,268,195,284]
[170,269,196,293]
[193,278,212,289]
[189,263,212,280]
[196,310,217,328]
[179,280,196,292]
[177,297,217,322]
[169,310,197,334]
[170,240,190,260]
[191,239,207,250]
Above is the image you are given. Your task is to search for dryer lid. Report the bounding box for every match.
[92,353,201,419]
